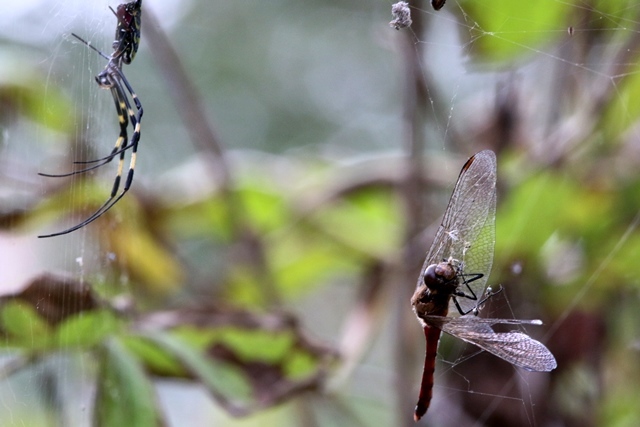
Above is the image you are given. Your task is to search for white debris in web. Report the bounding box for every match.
[389,1,412,30]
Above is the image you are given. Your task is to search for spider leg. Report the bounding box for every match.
[37,190,128,238]
[78,69,142,163]
[39,85,130,177]
[116,66,143,116]
[112,66,143,195]
[70,33,110,61]
[112,66,143,194]
[38,72,141,238]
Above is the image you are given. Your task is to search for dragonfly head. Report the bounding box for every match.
[423,262,457,290]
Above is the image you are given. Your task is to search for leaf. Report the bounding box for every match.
[215,328,293,363]
[496,170,612,256]
[94,338,162,427]
[165,196,234,241]
[108,221,184,295]
[121,335,186,377]
[54,310,121,349]
[284,350,318,379]
[0,274,100,326]
[238,183,290,233]
[144,331,251,416]
[0,301,51,349]
[0,66,72,133]
[133,306,337,417]
[266,231,360,300]
[602,69,640,141]
[310,189,402,259]
[461,0,574,64]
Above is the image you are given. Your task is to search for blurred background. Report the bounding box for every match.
[0,0,639,426]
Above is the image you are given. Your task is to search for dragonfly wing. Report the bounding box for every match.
[425,316,557,372]
[417,151,497,316]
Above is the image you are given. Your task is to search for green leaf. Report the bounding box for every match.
[268,232,360,299]
[461,0,573,64]
[602,69,640,141]
[310,189,402,259]
[0,57,73,134]
[216,328,293,363]
[165,195,234,241]
[284,350,317,379]
[496,170,612,256]
[109,222,185,295]
[53,310,121,349]
[121,335,186,377]
[144,331,252,402]
[238,183,290,233]
[0,301,51,349]
[171,323,328,381]
[94,338,162,427]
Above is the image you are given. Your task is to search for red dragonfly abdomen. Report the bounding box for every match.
[414,325,442,421]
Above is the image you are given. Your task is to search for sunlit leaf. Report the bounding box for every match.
[215,328,292,363]
[310,189,401,259]
[267,231,360,298]
[461,0,573,63]
[121,335,187,377]
[238,183,290,233]
[108,222,184,294]
[284,350,317,379]
[496,170,612,257]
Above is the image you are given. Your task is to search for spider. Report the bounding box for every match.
[38,0,143,238]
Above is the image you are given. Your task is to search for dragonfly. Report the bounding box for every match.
[410,150,557,422]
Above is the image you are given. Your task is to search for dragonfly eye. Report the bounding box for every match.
[423,262,457,289]
[423,264,439,288]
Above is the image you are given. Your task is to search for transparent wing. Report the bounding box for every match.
[417,150,497,315]
[422,315,557,372]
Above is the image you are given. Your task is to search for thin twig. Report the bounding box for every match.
[392,2,430,426]
[142,9,231,191]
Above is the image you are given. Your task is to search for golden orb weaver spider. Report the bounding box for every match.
[39,0,143,238]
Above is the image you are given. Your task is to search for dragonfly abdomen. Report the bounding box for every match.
[414,325,443,421]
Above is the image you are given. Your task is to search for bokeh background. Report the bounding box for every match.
[1,0,639,426]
